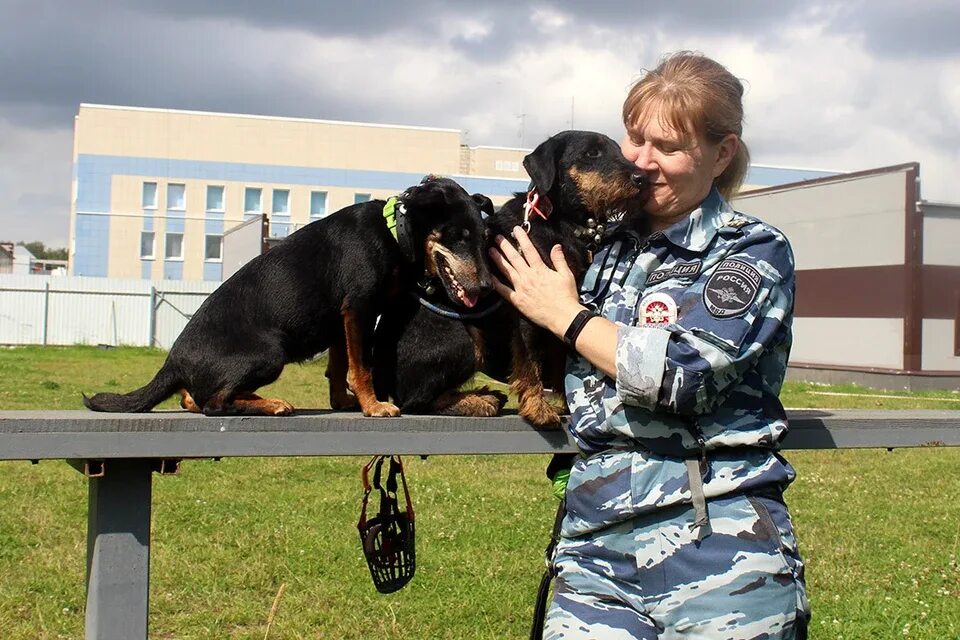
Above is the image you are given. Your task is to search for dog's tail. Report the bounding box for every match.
[83,360,181,413]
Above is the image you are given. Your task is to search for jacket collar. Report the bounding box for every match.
[657,187,736,253]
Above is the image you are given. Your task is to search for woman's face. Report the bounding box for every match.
[620,108,736,231]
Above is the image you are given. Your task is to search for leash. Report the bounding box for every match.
[530,497,566,639]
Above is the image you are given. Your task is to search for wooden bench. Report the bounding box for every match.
[2,409,959,639]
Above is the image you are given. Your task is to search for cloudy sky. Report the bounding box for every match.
[2,0,959,247]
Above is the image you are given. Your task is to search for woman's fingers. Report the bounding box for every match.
[511,226,545,268]
[493,232,526,268]
[488,243,518,284]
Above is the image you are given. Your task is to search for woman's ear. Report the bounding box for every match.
[711,134,739,178]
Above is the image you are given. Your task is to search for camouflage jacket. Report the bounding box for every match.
[562,187,798,535]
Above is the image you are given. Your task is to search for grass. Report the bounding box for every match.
[1,345,959,639]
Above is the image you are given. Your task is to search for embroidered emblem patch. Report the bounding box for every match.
[645,260,703,286]
[639,292,678,325]
[703,259,762,318]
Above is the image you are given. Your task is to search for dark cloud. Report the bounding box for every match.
[825,0,960,58]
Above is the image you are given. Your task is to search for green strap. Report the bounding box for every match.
[383,196,399,240]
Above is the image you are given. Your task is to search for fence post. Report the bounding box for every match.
[42,281,50,346]
[148,286,156,348]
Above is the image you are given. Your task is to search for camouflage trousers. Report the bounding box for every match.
[543,493,810,639]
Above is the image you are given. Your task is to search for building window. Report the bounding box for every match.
[272,189,290,214]
[310,191,328,219]
[206,185,225,211]
[495,160,520,172]
[165,233,184,260]
[354,193,371,204]
[140,231,155,259]
[142,182,157,209]
[205,235,222,261]
[167,184,186,210]
[244,187,262,213]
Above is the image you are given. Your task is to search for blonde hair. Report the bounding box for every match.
[622,51,750,200]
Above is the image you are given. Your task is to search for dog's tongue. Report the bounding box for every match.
[458,290,478,308]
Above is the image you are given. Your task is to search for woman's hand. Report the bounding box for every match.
[488,226,584,337]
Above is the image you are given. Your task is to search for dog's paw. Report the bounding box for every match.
[330,390,359,411]
[364,401,401,417]
[520,397,563,430]
[272,399,295,416]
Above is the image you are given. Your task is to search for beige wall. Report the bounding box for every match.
[922,320,960,371]
[792,317,904,369]
[923,203,960,266]
[75,105,462,174]
[734,170,908,270]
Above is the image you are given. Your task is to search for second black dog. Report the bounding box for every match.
[373,130,649,426]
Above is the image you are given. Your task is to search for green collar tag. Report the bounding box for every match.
[383,197,399,241]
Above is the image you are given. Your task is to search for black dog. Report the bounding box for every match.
[373,131,649,426]
[83,176,494,417]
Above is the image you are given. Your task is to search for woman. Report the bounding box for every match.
[490,52,810,639]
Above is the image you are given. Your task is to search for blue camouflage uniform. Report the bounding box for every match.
[544,188,810,639]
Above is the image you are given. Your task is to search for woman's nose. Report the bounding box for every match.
[633,142,655,170]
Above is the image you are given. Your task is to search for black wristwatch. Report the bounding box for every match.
[563,308,598,349]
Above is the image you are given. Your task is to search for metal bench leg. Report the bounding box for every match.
[85,458,153,640]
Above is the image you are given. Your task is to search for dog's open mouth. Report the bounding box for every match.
[433,249,479,308]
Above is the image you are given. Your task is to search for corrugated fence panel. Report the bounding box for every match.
[0,275,218,347]
[0,276,47,344]
[152,281,218,350]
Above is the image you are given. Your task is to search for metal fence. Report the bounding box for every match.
[0,275,218,349]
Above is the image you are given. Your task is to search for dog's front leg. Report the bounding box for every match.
[342,307,400,417]
[510,322,562,429]
[326,338,359,410]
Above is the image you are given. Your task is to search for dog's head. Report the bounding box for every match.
[523,130,649,226]
[397,175,494,308]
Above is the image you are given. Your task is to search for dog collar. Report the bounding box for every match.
[382,196,400,241]
[412,292,504,321]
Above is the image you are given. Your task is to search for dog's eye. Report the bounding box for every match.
[462,229,471,239]
[587,149,602,159]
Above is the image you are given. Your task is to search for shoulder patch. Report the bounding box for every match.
[702,259,762,318]
[645,260,702,286]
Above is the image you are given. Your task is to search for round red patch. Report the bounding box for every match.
[639,292,678,325]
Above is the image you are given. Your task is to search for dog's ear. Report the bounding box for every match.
[523,137,560,195]
[472,193,494,219]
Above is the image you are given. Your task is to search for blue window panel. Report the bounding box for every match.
[141,261,153,279]
[203,262,223,282]
[205,218,224,235]
[75,154,532,201]
[165,218,185,234]
[163,261,183,281]
[142,216,154,232]
[73,214,109,276]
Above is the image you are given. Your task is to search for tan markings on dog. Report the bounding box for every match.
[432,387,507,417]
[568,167,640,217]
[466,325,485,369]
[509,331,562,429]
[423,232,442,277]
[231,392,295,416]
[179,389,201,413]
[326,339,359,410]
[342,307,400,417]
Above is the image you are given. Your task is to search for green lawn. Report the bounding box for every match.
[1,346,959,639]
